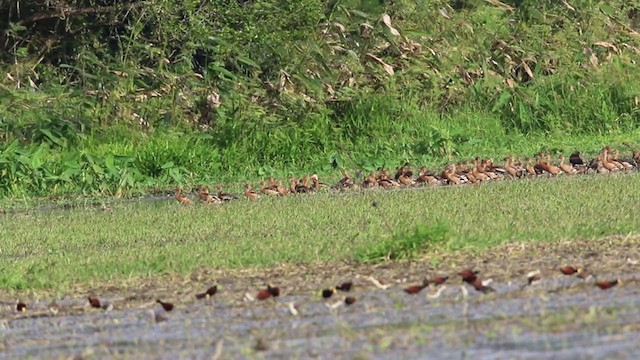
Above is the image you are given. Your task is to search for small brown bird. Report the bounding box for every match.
[559,266,580,275]
[458,269,479,283]
[267,284,280,297]
[595,279,621,290]
[527,270,542,285]
[472,279,495,294]
[428,276,449,286]
[404,278,430,294]
[344,296,357,306]
[336,281,353,292]
[195,285,218,300]
[156,299,174,312]
[404,283,428,295]
[16,302,27,312]
[256,289,272,301]
[257,284,280,300]
[88,296,102,309]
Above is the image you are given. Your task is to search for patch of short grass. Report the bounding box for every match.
[1,173,639,290]
[355,222,451,263]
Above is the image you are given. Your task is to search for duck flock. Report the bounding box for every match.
[175,146,640,205]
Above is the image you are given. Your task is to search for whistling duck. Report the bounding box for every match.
[195,285,218,299]
[296,176,312,193]
[276,180,290,196]
[398,174,415,186]
[260,181,280,196]
[337,168,354,189]
[363,171,379,187]
[442,164,461,185]
[268,176,277,190]
[612,149,634,170]
[311,174,331,190]
[469,160,487,182]
[244,183,260,201]
[503,156,518,179]
[525,158,536,177]
[416,167,439,185]
[216,185,237,201]
[541,154,561,175]
[558,155,577,175]
[379,177,400,189]
[601,147,619,172]
[198,185,222,204]
[289,178,298,194]
[175,188,191,206]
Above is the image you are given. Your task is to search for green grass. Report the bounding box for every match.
[2,1,640,198]
[1,173,639,291]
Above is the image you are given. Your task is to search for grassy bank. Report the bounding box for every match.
[1,1,640,198]
[1,174,638,290]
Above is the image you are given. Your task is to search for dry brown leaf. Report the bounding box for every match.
[522,62,534,79]
[484,0,514,11]
[506,78,516,88]
[366,53,395,76]
[438,8,451,19]
[562,0,575,11]
[381,14,400,36]
[594,41,619,52]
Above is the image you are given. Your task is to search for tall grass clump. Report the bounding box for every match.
[1,0,639,198]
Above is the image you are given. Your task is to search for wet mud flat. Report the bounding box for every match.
[1,236,639,359]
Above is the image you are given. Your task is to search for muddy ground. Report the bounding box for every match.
[1,235,639,359]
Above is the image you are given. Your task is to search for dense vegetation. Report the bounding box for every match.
[1,0,640,198]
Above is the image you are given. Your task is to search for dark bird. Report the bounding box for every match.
[344,296,357,306]
[322,288,337,299]
[195,285,218,300]
[267,284,280,297]
[458,269,479,283]
[256,289,272,301]
[595,279,621,290]
[156,299,174,312]
[88,296,102,309]
[404,284,428,295]
[569,151,584,166]
[257,284,280,300]
[16,302,27,312]
[559,266,580,275]
[428,276,449,286]
[336,281,353,292]
[472,279,495,294]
